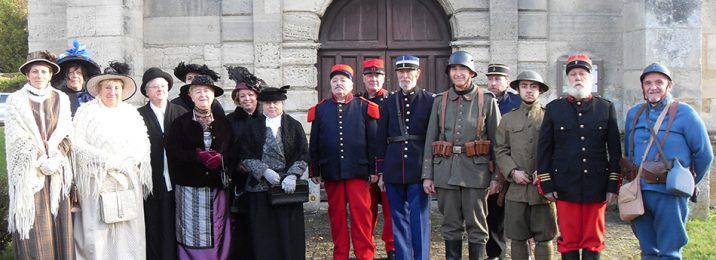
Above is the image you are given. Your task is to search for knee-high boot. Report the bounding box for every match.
[561,250,580,260]
[581,249,600,260]
[468,243,485,260]
[445,240,462,260]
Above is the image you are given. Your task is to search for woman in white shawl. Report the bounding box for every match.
[5,51,74,259]
[72,62,152,260]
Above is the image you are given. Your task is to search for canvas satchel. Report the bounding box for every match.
[99,170,138,224]
[618,104,669,221]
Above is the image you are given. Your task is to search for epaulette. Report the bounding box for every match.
[367,100,380,119]
[361,97,380,119]
[307,99,327,123]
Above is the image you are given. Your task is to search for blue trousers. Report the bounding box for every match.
[386,183,431,260]
[632,190,689,260]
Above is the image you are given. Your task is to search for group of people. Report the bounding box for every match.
[4,38,712,260]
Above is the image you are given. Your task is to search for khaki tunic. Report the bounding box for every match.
[495,101,549,205]
[421,85,501,189]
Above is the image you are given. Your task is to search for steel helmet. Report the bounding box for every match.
[446,51,477,77]
[509,70,549,93]
[640,63,672,83]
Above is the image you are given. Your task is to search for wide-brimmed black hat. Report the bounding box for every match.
[19,51,60,75]
[140,67,174,97]
[258,85,290,102]
[86,61,137,101]
[51,40,102,86]
[173,62,220,83]
[180,75,224,97]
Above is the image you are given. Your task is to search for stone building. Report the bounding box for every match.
[28,0,715,216]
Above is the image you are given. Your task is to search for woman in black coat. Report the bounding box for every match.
[239,86,309,260]
[166,75,234,259]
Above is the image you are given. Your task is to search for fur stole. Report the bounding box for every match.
[72,99,152,201]
[5,84,74,239]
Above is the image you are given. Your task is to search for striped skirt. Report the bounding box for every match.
[13,177,73,260]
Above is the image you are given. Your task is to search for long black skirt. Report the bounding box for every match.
[247,191,306,260]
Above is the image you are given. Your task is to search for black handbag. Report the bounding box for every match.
[269,180,309,205]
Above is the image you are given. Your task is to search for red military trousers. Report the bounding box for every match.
[555,200,606,253]
[325,178,376,260]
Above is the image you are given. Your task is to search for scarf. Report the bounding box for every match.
[193,107,214,131]
[5,84,74,239]
[72,99,152,200]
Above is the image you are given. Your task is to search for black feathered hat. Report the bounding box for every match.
[226,66,263,100]
[86,61,137,100]
[140,67,174,97]
[258,85,290,102]
[173,62,220,83]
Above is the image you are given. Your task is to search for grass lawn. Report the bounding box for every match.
[683,208,716,258]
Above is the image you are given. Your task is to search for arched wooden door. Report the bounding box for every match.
[317,0,453,100]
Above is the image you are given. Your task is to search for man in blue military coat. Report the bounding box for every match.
[309,64,380,260]
[359,59,396,259]
[537,54,621,260]
[376,56,434,260]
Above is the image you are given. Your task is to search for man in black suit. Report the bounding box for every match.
[137,67,187,260]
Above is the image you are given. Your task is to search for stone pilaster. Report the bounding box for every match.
[27,0,66,53]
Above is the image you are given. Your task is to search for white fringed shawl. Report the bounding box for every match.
[72,99,152,201]
[5,84,74,239]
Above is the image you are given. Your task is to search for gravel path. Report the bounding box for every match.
[305,201,640,259]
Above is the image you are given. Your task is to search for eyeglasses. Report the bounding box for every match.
[147,85,168,90]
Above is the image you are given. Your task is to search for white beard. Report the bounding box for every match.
[567,79,593,99]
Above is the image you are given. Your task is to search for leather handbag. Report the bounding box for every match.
[100,189,138,224]
[99,170,138,224]
[666,159,695,197]
[269,180,309,206]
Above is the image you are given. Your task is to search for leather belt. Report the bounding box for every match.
[642,170,667,184]
[387,135,425,143]
[452,146,465,154]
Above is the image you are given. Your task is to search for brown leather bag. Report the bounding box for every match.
[432,93,453,157]
[432,141,453,157]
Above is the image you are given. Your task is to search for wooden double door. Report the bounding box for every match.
[317,0,453,99]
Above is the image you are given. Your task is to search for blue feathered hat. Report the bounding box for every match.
[52,39,102,86]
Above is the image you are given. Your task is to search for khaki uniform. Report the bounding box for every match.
[422,84,500,243]
[495,101,557,243]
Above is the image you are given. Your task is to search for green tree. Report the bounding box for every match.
[0,0,28,73]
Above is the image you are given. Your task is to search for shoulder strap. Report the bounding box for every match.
[655,101,679,160]
[629,104,648,161]
[476,87,485,140]
[645,104,672,168]
[439,91,449,140]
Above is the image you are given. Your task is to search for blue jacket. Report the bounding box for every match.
[375,88,435,184]
[624,94,714,193]
[496,91,521,115]
[308,93,380,181]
